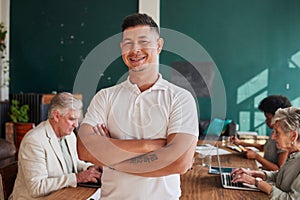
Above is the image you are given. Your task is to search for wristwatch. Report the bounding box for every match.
[255,177,262,187]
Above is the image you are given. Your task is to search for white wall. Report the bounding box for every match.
[139,0,160,26]
[0,0,10,101]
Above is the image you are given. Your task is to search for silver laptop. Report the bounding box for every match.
[216,146,260,191]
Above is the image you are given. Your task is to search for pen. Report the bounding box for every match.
[238,145,246,151]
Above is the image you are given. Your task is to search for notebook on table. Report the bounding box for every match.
[216,146,259,191]
[226,144,246,153]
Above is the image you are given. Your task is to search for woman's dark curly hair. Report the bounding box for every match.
[258,95,291,115]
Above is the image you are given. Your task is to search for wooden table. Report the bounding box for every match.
[45,186,97,200]
[180,141,268,200]
[46,141,268,200]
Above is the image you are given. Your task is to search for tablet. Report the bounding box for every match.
[208,166,235,174]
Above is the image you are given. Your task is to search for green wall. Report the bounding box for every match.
[10,0,300,135]
[161,0,300,135]
[10,0,137,93]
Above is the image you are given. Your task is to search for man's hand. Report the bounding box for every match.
[76,166,102,183]
[88,165,103,173]
[93,124,111,137]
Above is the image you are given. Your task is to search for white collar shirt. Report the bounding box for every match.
[82,74,199,200]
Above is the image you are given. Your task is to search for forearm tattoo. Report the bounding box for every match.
[130,153,158,164]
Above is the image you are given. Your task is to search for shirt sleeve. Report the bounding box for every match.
[167,90,199,137]
[264,170,277,182]
[81,90,108,126]
[269,173,300,200]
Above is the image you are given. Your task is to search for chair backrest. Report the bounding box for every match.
[0,161,18,200]
[0,139,17,200]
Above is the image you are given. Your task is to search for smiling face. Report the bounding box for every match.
[120,25,163,72]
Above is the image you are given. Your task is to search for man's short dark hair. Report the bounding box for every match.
[121,13,159,35]
[258,95,291,115]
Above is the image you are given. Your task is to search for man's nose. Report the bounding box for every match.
[132,42,141,52]
[73,120,79,128]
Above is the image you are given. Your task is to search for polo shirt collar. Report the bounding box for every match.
[122,73,168,92]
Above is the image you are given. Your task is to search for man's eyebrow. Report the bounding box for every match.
[123,35,148,41]
[122,38,132,42]
[138,35,147,39]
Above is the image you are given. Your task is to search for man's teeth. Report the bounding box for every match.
[131,57,144,61]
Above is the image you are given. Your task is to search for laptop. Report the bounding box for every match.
[216,145,259,191]
[77,181,101,188]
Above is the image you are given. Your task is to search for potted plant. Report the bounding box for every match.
[0,22,7,52]
[9,99,35,150]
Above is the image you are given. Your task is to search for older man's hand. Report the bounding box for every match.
[76,166,102,183]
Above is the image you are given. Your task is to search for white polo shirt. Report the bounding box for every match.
[82,74,198,200]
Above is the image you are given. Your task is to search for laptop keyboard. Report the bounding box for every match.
[222,174,245,187]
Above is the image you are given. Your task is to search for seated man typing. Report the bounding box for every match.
[9,92,101,199]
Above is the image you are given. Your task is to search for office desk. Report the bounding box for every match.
[45,186,97,200]
[180,141,268,200]
[46,141,268,200]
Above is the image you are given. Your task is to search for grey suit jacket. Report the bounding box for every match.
[10,120,93,199]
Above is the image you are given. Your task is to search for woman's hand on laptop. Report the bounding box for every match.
[230,167,252,177]
[230,168,256,185]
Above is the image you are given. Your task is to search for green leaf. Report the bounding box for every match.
[9,99,30,123]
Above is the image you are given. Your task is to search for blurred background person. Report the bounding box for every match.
[231,107,300,199]
[10,92,101,200]
[230,95,291,170]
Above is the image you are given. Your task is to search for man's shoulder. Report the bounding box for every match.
[160,78,193,97]
[95,82,125,95]
[23,121,47,141]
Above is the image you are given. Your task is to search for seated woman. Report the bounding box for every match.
[230,107,300,199]
[230,95,290,171]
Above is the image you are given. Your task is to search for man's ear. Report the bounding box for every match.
[157,38,164,54]
[290,130,298,143]
[52,110,60,122]
[120,42,123,51]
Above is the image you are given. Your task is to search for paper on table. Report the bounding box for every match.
[226,145,259,153]
[245,146,260,152]
[255,160,262,169]
[226,144,244,152]
[195,143,231,156]
[237,131,258,136]
[86,188,101,200]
